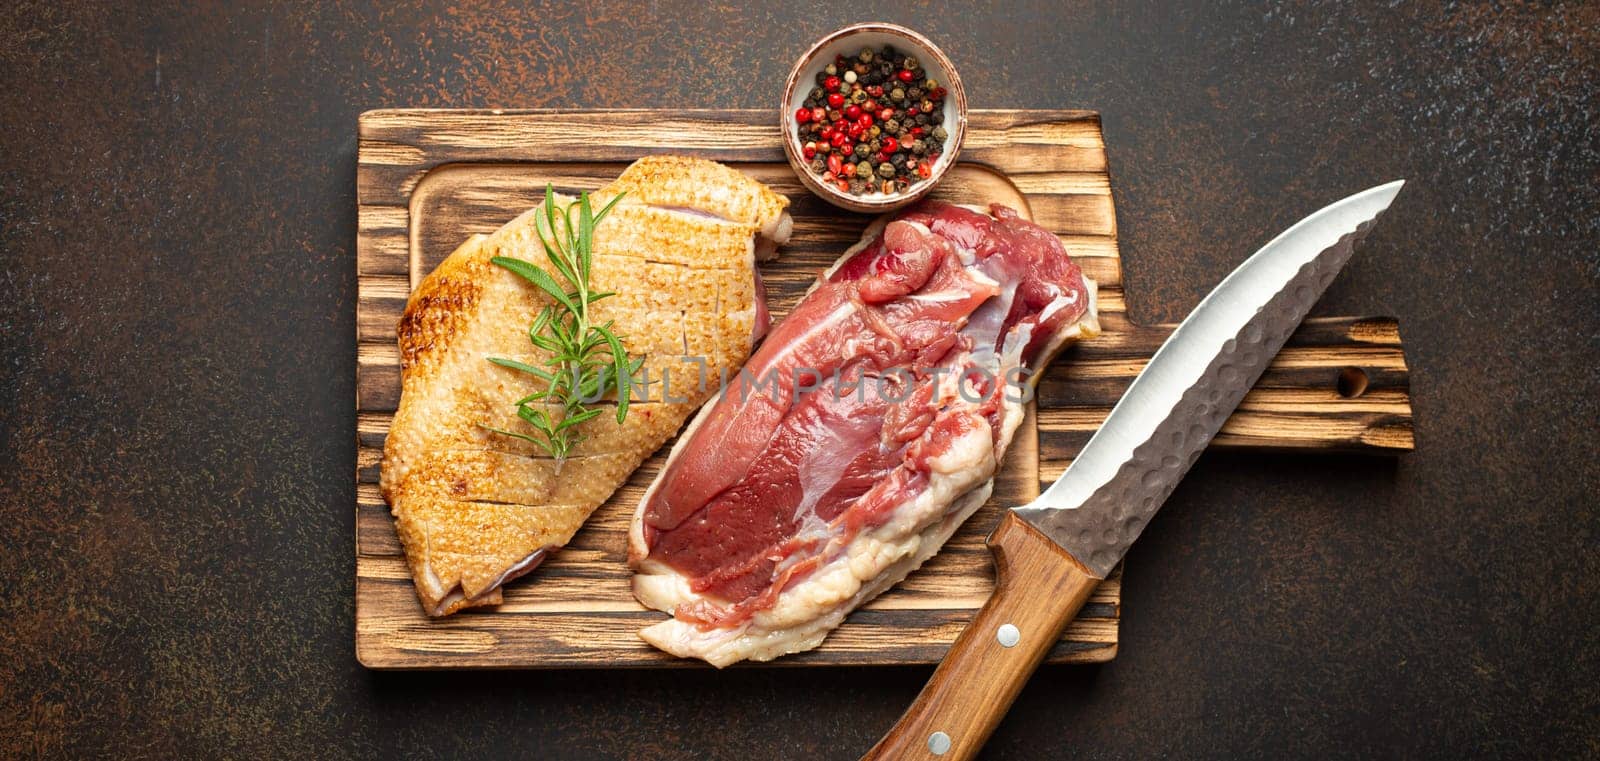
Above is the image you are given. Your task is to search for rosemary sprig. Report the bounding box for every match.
[481,185,637,460]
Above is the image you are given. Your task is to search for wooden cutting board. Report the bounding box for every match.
[355,109,1412,668]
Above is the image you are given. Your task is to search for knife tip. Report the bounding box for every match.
[1360,180,1406,213]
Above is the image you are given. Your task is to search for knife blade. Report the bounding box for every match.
[862,181,1404,761]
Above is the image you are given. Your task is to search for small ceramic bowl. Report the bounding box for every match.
[781,23,968,214]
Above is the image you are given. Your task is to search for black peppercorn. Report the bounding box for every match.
[795,43,949,197]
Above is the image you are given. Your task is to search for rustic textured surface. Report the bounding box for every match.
[1,1,1596,758]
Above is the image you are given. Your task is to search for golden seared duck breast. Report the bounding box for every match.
[382,157,791,616]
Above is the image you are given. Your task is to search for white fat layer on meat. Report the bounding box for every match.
[1034,280,1100,366]
[427,588,468,618]
[793,422,874,524]
[420,563,447,603]
[816,216,892,285]
[912,266,1001,307]
[490,548,547,588]
[637,418,997,667]
[644,205,788,263]
[418,547,549,617]
[966,264,1022,350]
[907,289,976,304]
[632,309,1099,666]
[630,204,1101,666]
[648,204,733,223]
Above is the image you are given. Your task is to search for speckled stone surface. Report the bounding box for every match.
[0,2,1595,758]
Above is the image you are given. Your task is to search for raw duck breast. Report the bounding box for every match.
[628,201,1099,666]
[382,157,791,616]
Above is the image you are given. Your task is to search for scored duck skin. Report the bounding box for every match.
[382,157,790,617]
[628,202,1099,666]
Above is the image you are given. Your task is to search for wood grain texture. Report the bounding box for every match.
[354,109,1411,669]
[863,513,1105,761]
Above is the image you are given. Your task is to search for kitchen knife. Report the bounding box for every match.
[862,181,1405,761]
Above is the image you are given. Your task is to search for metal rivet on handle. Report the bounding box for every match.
[928,731,952,756]
[997,623,1020,648]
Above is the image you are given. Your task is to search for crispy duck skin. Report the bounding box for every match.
[629,202,1098,667]
[381,157,791,616]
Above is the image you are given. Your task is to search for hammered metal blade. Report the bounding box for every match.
[1017,181,1404,577]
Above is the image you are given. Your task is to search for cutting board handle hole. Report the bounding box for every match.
[1336,366,1369,398]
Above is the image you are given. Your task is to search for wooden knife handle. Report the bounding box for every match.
[862,512,1104,761]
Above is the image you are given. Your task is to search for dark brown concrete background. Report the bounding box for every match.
[1,1,1596,758]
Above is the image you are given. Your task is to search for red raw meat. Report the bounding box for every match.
[628,202,1099,666]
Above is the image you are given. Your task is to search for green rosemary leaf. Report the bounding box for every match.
[577,192,594,283]
[516,404,549,428]
[491,256,579,316]
[527,332,564,355]
[593,191,625,223]
[476,424,543,444]
[542,184,560,242]
[529,306,554,339]
[574,364,604,400]
[552,407,603,432]
[539,188,580,287]
[580,329,609,354]
[482,188,633,459]
[603,327,633,423]
[487,357,547,377]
